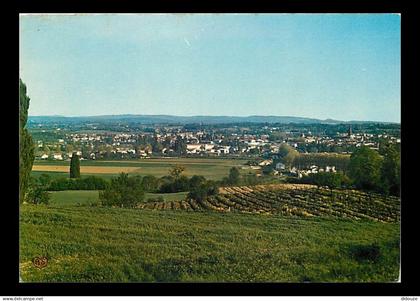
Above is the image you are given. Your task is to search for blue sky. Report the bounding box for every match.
[20,14,401,122]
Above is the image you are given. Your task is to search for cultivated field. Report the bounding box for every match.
[49,190,99,207]
[32,165,141,174]
[20,183,400,282]
[32,157,251,180]
[139,184,400,223]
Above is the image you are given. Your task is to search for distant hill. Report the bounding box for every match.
[27,114,396,125]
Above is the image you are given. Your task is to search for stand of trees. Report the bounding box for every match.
[99,173,144,208]
[291,146,400,196]
[188,180,219,202]
[380,145,400,196]
[288,145,401,196]
[347,145,401,196]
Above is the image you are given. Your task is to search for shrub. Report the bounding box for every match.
[141,175,159,192]
[159,175,190,193]
[188,180,219,202]
[26,186,50,205]
[100,173,144,208]
[48,176,108,191]
[189,175,206,190]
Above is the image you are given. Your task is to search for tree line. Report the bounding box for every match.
[290,145,400,196]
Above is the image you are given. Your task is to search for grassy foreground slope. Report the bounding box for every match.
[20,205,399,282]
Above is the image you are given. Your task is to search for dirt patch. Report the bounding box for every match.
[32,165,141,174]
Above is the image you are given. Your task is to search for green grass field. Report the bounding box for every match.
[49,190,188,206]
[32,157,254,180]
[49,190,100,206]
[19,204,400,282]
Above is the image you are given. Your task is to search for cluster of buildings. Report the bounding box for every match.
[34,125,400,162]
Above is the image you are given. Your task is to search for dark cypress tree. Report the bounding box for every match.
[19,79,35,203]
[70,153,81,178]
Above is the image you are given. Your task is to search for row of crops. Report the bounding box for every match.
[137,184,400,222]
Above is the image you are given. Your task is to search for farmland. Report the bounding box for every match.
[138,184,400,223]
[32,157,252,180]
[20,204,400,282]
[49,190,99,206]
[49,190,188,206]
[20,183,400,282]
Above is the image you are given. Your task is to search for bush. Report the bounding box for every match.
[100,173,144,208]
[159,175,190,193]
[141,175,159,192]
[189,175,206,190]
[26,186,50,205]
[188,180,219,202]
[48,176,108,191]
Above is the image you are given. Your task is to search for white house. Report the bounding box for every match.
[41,154,49,160]
[186,144,202,154]
[259,159,273,166]
[325,166,336,173]
[275,162,286,170]
[53,153,63,160]
[216,146,230,155]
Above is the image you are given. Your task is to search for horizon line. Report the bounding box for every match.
[27,113,400,124]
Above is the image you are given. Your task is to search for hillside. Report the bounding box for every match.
[20,205,399,282]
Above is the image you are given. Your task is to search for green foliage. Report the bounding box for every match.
[19,79,35,203]
[187,180,219,202]
[268,131,287,142]
[189,175,206,190]
[38,173,52,187]
[19,78,30,129]
[174,137,187,156]
[348,147,383,191]
[48,176,108,191]
[99,173,144,208]
[380,145,400,196]
[227,167,240,185]
[278,143,298,168]
[172,175,190,192]
[141,175,159,192]
[159,175,190,193]
[169,164,185,179]
[70,153,81,178]
[310,172,351,189]
[26,186,50,205]
[262,164,275,175]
